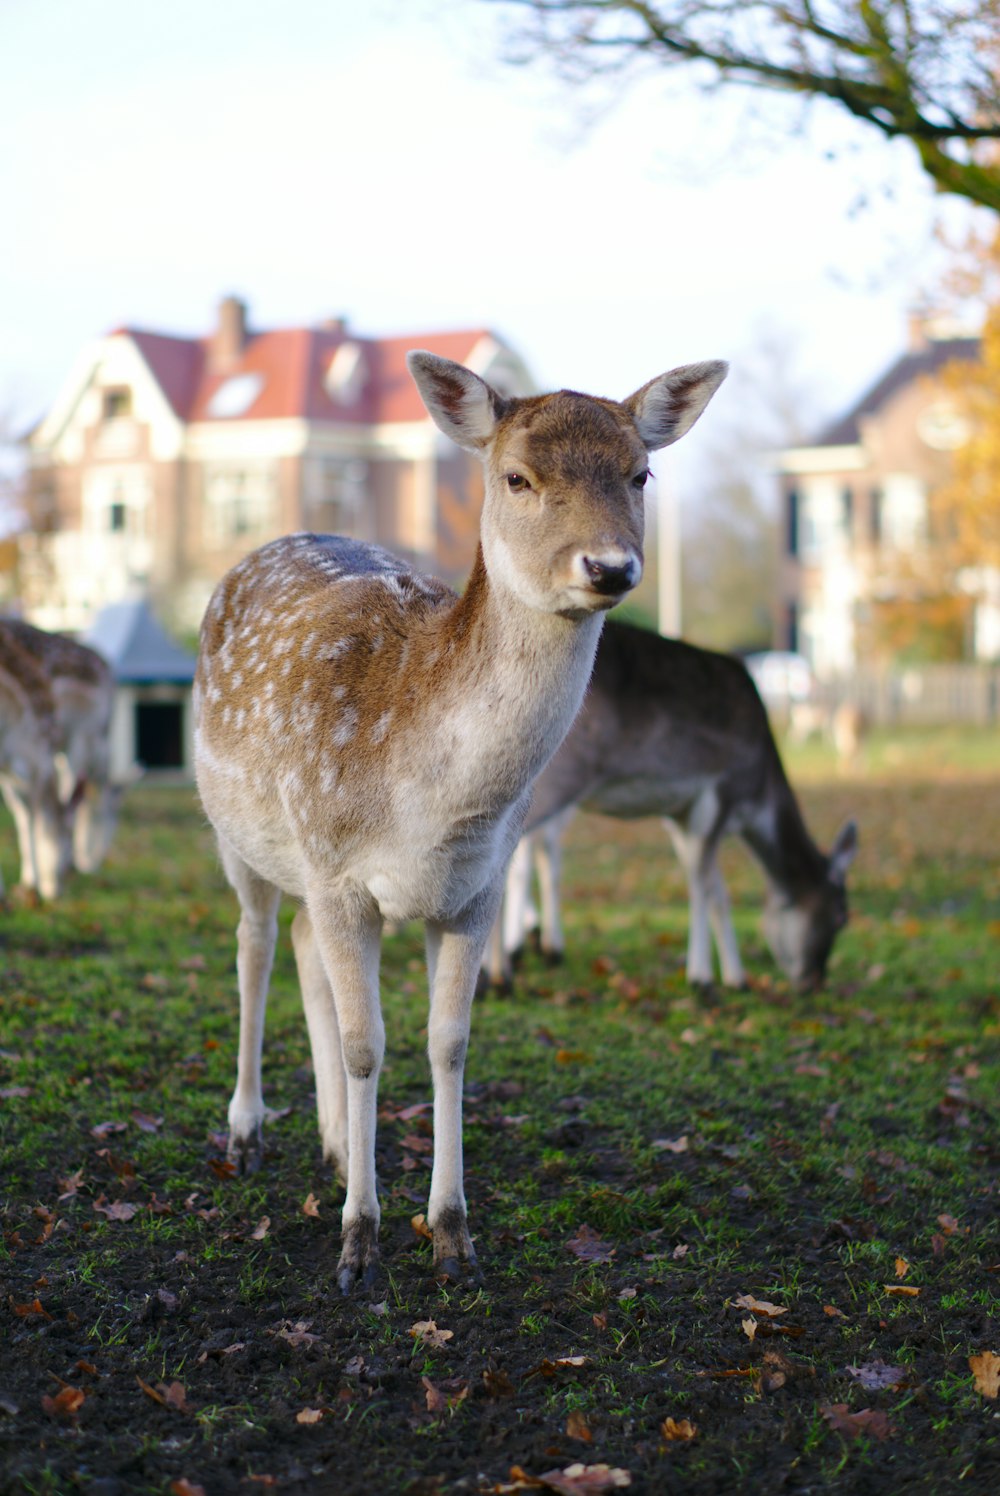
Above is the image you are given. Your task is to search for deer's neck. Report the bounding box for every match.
[432,545,604,794]
[741,755,828,902]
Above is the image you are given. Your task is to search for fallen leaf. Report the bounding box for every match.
[208,1157,237,1181]
[250,1217,270,1240]
[732,1294,787,1319]
[883,1285,920,1298]
[41,1385,85,1419]
[555,1049,589,1065]
[894,1257,910,1279]
[820,1404,896,1442]
[937,1213,961,1236]
[410,1213,433,1241]
[969,1351,1000,1399]
[483,1367,517,1399]
[131,1111,164,1132]
[527,1356,590,1379]
[11,1297,53,1320]
[169,1482,207,1496]
[410,1320,453,1350]
[565,1225,615,1264]
[90,1120,127,1140]
[741,1317,757,1342]
[566,1409,593,1442]
[421,1374,468,1414]
[271,1321,321,1349]
[343,1355,365,1376]
[0,1086,31,1099]
[823,1305,847,1319]
[93,1198,139,1223]
[592,1311,609,1331]
[160,1381,193,1413]
[535,1465,631,1494]
[295,1407,324,1425]
[617,1287,637,1302]
[57,1169,85,1200]
[301,1193,321,1217]
[661,1416,697,1442]
[847,1360,907,1391]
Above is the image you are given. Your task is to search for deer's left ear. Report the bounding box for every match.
[829,818,858,883]
[407,352,509,453]
[624,360,728,450]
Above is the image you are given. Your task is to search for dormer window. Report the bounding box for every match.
[207,372,265,418]
[102,387,132,420]
[325,342,367,404]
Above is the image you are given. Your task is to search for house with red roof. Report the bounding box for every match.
[21,297,535,633]
[774,315,993,675]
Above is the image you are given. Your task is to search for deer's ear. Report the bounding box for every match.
[829,818,858,883]
[624,360,728,451]
[407,352,507,453]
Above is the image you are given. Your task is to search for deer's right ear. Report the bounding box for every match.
[624,360,728,451]
[407,352,505,453]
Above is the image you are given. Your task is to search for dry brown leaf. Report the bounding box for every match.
[301,1193,321,1217]
[170,1482,208,1496]
[883,1285,920,1298]
[566,1409,593,1442]
[894,1257,910,1279]
[410,1212,433,1241]
[820,1404,896,1442]
[410,1320,453,1349]
[536,1465,631,1494]
[732,1294,787,1319]
[565,1224,615,1264]
[11,1297,53,1319]
[969,1351,1000,1399]
[295,1407,324,1425]
[272,1321,321,1349]
[847,1360,907,1391]
[422,1374,468,1414]
[938,1212,961,1235]
[41,1385,85,1419]
[823,1304,847,1319]
[528,1356,590,1379]
[741,1317,757,1342]
[93,1197,139,1222]
[661,1416,697,1442]
[250,1217,270,1240]
[483,1367,517,1399]
[57,1169,85,1201]
[652,1135,689,1153]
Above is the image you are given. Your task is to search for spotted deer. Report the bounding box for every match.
[194,351,726,1289]
[0,621,67,900]
[487,623,857,993]
[0,619,121,880]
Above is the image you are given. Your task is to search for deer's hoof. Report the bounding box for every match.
[227,1128,264,1175]
[337,1214,379,1295]
[431,1207,479,1283]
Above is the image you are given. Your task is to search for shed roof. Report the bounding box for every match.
[86,600,195,683]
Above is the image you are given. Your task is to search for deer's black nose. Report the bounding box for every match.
[582,556,637,596]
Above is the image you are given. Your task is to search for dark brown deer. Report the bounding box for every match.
[193,352,726,1289]
[488,623,857,992]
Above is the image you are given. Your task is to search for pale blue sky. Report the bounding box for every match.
[0,0,987,462]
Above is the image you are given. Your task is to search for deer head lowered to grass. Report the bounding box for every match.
[193,350,727,1290]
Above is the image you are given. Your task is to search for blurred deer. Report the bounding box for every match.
[0,622,68,900]
[486,624,857,993]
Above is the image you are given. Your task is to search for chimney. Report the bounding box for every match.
[907,309,931,353]
[212,295,248,371]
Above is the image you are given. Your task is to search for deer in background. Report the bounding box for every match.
[486,623,857,993]
[0,619,123,888]
[194,351,726,1289]
[0,622,68,901]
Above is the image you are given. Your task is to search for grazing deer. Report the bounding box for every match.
[194,351,726,1289]
[0,619,121,879]
[0,622,67,900]
[488,623,857,993]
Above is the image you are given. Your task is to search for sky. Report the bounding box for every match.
[0,0,990,484]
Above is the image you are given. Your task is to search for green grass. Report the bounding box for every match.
[0,729,998,1494]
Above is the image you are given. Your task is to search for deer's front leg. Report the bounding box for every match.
[425,906,495,1282]
[308,882,384,1294]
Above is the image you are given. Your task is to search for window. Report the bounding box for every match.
[870,487,883,544]
[204,465,276,545]
[786,488,799,557]
[102,387,132,420]
[109,502,127,533]
[842,485,854,536]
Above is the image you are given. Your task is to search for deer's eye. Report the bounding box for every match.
[632,469,650,490]
[506,472,531,492]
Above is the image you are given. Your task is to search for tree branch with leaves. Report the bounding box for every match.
[488,1,1000,211]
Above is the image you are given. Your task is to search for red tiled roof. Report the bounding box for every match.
[117,320,495,427]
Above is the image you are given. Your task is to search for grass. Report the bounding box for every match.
[0,730,998,1494]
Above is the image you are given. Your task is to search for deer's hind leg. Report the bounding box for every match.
[291,904,348,1182]
[219,837,281,1173]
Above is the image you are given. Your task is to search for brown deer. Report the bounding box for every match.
[488,623,857,992]
[0,620,121,880]
[0,622,67,900]
[194,351,726,1289]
